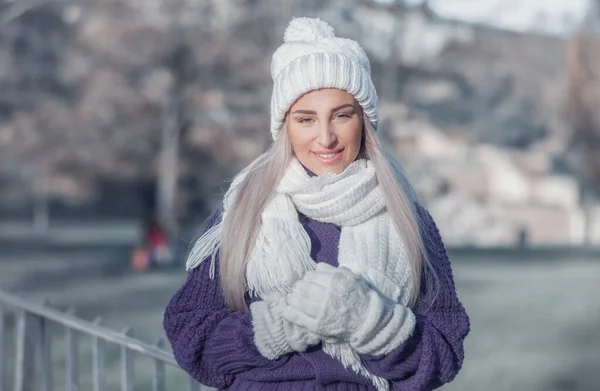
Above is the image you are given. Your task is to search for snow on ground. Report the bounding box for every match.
[1,243,599,390]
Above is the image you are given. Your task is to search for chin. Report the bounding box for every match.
[311,162,347,175]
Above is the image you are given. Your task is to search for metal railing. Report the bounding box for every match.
[0,289,203,391]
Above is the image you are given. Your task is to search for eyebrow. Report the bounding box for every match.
[291,103,356,115]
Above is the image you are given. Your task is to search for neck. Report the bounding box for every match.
[301,163,318,177]
[299,157,367,178]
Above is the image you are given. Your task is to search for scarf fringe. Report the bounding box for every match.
[246,213,316,298]
[187,157,409,391]
[186,222,223,278]
[323,343,390,391]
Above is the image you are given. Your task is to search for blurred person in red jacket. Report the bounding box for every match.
[132,218,173,270]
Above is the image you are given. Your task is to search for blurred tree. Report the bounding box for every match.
[566,0,600,193]
[0,0,311,222]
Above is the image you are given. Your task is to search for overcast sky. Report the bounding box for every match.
[376,0,592,36]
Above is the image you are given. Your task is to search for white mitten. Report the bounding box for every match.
[250,297,321,360]
[282,262,416,355]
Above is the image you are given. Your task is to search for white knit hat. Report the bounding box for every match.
[269,17,379,140]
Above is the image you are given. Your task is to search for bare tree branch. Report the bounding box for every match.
[1,0,45,25]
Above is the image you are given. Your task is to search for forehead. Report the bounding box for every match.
[292,88,356,108]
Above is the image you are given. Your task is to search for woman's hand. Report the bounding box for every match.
[282,263,416,355]
[251,297,321,360]
[282,263,380,341]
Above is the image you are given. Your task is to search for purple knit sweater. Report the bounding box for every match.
[163,205,469,390]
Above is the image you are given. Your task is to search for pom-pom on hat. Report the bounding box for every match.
[269,17,379,140]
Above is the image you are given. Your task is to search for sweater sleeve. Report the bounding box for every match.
[359,206,470,390]
[163,207,291,388]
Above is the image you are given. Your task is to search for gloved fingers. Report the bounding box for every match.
[287,322,320,345]
[281,305,320,331]
[286,290,323,319]
[301,269,335,288]
[291,279,328,301]
[283,321,318,351]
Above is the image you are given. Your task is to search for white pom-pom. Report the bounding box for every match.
[283,17,335,43]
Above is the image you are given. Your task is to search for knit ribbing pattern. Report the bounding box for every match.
[244,158,411,391]
[280,158,385,226]
[163,204,470,390]
[269,52,378,139]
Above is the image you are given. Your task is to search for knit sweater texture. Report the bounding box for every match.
[163,205,469,390]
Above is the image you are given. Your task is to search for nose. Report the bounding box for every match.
[316,122,337,148]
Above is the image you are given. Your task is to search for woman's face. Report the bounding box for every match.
[287,88,363,175]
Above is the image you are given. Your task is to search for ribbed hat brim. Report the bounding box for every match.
[270,52,378,140]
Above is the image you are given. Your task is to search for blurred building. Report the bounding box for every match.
[1,0,599,246]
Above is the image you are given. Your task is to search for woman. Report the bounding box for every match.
[164,17,469,391]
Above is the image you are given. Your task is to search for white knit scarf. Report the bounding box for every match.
[187,157,412,391]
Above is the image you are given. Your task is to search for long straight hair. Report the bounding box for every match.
[361,117,437,306]
[194,116,435,312]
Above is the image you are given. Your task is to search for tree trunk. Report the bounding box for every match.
[156,94,181,236]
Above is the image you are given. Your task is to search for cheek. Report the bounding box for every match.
[288,125,310,153]
[344,123,363,152]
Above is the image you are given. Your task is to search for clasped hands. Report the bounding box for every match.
[251,262,404,360]
[281,262,382,345]
[251,262,417,360]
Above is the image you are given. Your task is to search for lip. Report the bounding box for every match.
[313,148,343,154]
[312,149,344,164]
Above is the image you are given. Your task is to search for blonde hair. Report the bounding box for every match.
[192,116,435,312]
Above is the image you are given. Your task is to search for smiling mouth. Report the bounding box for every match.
[316,152,338,158]
[312,149,343,163]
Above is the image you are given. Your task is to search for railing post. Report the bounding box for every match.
[0,290,191,391]
[153,339,166,391]
[39,315,53,391]
[91,318,106,391]
[65,308,78,391]
[0,304,5,391]
[14,310,37,391]
[188,377,200,391]
[121,328,134,391]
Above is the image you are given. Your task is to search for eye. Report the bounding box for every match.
[299,117,315,124]
[335,113,352,120]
